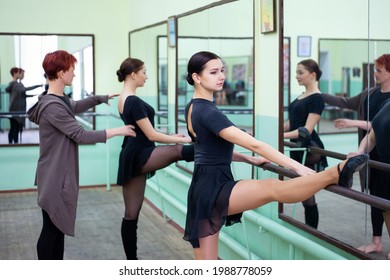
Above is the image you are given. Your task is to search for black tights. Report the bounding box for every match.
[121,144,193,259]
[37,209,65,260]
[123,144,194,219]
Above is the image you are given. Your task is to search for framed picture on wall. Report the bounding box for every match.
[297,36,311,57]
[260,0,276,33]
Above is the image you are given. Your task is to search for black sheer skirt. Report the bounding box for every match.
[183,164,242,248]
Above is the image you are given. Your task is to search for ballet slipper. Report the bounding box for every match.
[337,154,369,188]
[357,243,383,254]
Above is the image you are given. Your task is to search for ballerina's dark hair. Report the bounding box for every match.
[116,57,144,82]
[298,59,322,81]
[186,51,221,86]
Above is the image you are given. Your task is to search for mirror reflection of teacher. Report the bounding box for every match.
[5,67,42,144]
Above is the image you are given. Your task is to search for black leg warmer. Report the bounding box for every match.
[121,218,138,260]
[304,204,319,229]
[181,144,195,162]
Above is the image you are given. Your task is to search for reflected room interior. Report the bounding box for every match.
[280,0,390,259]
[129,23,168,133]
[317,39,390,134]
[0,33,95,145]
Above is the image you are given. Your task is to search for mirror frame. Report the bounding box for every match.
[0,32,96,147]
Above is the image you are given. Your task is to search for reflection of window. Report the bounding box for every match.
[72,46,94,127]
[16,35,58,88]
[83,46,93,95]
[16,35,57,98]
[71,45,93,101]
[72,51,81,100]
[16,35,58,129]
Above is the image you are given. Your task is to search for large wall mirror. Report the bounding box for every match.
[0,33,95,146]
[280,0,390,259]
[175,0,254,173]
[129,23,168,132]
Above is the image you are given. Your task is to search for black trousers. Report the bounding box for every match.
[37,209,65,260]
[8,118,22,144]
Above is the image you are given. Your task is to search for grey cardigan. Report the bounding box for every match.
[28,94,108,236]
[5,81,41,124]
[322,87,376,141]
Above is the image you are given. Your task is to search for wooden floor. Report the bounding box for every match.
[0,186,194,260]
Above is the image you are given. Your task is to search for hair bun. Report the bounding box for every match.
[317,69,323,80]
[186,73,194,86]
[116,70,124,82]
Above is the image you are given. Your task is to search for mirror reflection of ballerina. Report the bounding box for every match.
[283,59,328,229]
[5,67,42,144]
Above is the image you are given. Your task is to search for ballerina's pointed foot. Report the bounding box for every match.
[337,154,369,188]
